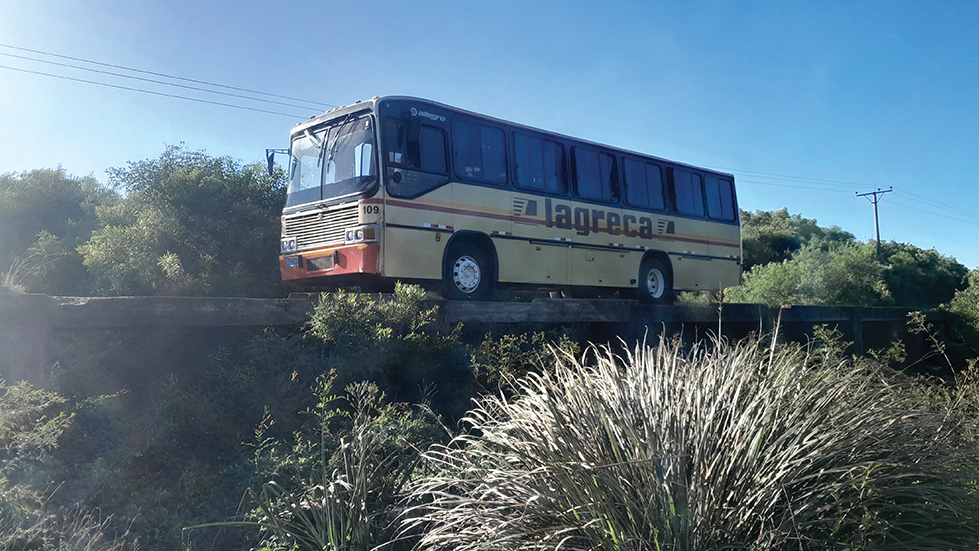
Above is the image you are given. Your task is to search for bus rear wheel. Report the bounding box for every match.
[444,243,491,300]
[636,258,673,304]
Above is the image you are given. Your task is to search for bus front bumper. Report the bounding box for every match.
[280,243,380,281]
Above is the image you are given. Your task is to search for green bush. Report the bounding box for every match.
[78,145,286,297]
[470,331,580,388]
[0,168,114,294]
[186,374,443,551]
[0,381,138,551]
[729,242,892,307]
[403,336,979,551]
[304,282,439,348]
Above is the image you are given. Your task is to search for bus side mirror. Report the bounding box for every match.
[266,149,287,177]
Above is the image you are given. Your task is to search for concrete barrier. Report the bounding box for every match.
[0,293,945,385]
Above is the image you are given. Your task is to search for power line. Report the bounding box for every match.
[888,198,979,227]
[0,42,334,108]
[0,64,306,119]
[894,189,979,221]
[737,179,857,193]
[708,166,867,189]
[734,169,979,232]
[0,51,323,112]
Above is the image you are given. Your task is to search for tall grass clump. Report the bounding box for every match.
[402,336,979,551]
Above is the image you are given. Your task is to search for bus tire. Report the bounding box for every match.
[636,258,673,304]
[444,243,492,300]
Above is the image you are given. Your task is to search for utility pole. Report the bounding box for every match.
[855,187,892,257]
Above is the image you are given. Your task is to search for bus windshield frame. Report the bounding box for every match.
[285,114,378,209]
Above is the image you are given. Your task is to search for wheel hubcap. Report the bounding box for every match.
[646,269,665,298]
[452,256,481,293]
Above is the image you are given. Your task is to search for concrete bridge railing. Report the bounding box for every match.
[0,293,944,385]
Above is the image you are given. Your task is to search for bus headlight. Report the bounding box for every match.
[345,225,379,244]
[281,236,298,254]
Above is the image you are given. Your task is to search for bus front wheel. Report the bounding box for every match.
[636,258,673,304]
[444,244,491,300]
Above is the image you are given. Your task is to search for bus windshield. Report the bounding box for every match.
[286,116,377,208]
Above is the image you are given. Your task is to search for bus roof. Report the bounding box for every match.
[292,96,735,180]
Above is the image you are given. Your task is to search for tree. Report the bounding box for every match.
[740,208,854,271]
[879,242,967,309]
[735,209,966,309]
[0,168,116,294]
[728,242,892,307]
[79,145,287,297]
[945,269,979,350]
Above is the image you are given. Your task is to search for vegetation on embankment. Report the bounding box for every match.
[2,284,979,550]
[1,284,583,550]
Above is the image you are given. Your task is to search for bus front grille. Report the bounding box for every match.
[284,204,359,250]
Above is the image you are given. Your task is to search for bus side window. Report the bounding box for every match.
[623,158,665,211]
[386,120,408,165]
[513,133,567,194]
[668,168,705,217]
[705,175,736,221]
[572,147,617,203]
[452,120,507,184]
[385,120,446,174]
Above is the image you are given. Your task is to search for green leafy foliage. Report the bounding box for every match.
[186,374,443,551]
[732,211,967,308]
[740,207,854,271]
[729,242,892,307]
[0,382,139,551]
[302,283,476,419]
[470,331,580,388]
[945,269,979,357]
[0,168,116,294]
[879,241,968,308]
[304,282,440,348]
[79,145,286,297]
[0,380,70,458]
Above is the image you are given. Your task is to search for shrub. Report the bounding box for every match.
[469,331,581,389]
[186,374,443,551]
[403,336,979,551]
[304,282,439,349]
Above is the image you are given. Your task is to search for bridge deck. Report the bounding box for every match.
[0,293,945,385]
[30,295,931,328]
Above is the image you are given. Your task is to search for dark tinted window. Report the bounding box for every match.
[513,133,566,193]
[705,175,736,221]
[669,168,704,216]
[623,158,665,211]
[385,120,447,174]
[419,127,447,174]
[573,147,617,203]
[452,120,507,184]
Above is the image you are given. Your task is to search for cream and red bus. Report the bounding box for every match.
[275,96,740,303]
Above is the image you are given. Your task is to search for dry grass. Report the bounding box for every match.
[401,336,979,551]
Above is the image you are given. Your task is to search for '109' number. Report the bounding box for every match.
[363,205,380,215]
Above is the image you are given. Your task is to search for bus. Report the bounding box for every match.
[273,96,741,303]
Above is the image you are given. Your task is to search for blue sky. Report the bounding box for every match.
[2,1,978,267]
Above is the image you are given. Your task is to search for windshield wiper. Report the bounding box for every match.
[325,114,356,164]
